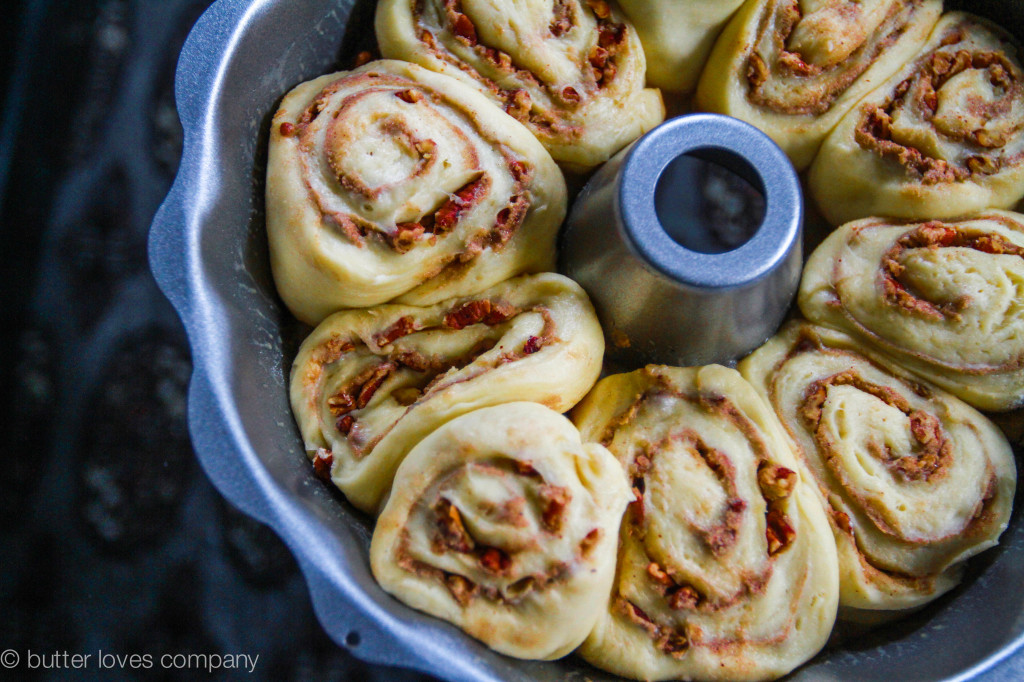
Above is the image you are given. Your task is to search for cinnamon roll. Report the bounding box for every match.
[290,273,604,513]
[370,402,631,659]
[615,0,745,93]
[809,13,1024,226]
[800,211,1024,411]
[573,365,839,681]
[374,0,664,169]
[696,0,942,170]
[739,322,1016,616]
[266,60,566,324]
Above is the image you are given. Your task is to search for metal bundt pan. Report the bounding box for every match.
[148,0,1024,679]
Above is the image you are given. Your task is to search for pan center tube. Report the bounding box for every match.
[654,150,766,255]
[559,114,803,367]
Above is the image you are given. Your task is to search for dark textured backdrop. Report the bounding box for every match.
[0,1,434,679]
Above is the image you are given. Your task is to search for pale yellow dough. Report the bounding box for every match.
[266,60,566,324]
[800,211,1024,411]
[740,322,1016,616]
[809,13,1024,225]
[375,0,664,169]
[696,0,941,170]
[617,0,745,93]
[573,365,839,682]
[290,273,604,513]
[370,402,631,660]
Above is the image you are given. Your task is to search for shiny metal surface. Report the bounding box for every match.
[560,114,802,367]
[148,0,1024,679]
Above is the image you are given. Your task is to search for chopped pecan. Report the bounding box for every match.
[279,121,296,137]
[336,415,355,435]
[646,562,673,586]
[395,88,423,104]
[580,528,601,556]
[505,89,532,119]
[765,508,796,556]
[834,510,854,534]
[434,498,475,553]
[539,484,571,533]
[523,336,542,354]
[356,363,395,409]
[443,299,517,329]
[515,460,539,477]
[758,463,797,501]
[433,176,489,234]
[668,585,701,611]
[374,316,418,347]
[444,574,477,605]
[586,0,611,19]
[656,630,689,659]
[313,448,333,481]
[327,392,355,416]
[479,547,512,574]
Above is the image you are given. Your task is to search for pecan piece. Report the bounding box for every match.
[758,463,797,501]
[479,547,512,574]
[538,484,571,533]
[765,508,796,556]
[313,448,333,481]
[435,498,475,553]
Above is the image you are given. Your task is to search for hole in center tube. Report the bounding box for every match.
[654,148,766,255]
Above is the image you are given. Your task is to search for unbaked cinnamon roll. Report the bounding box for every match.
[800,211,1024,411]
[374,0,664,169]
[809,13,1024,226]
[740,322,1016,617]
[290,273,604,513]
[266,60,566,324]
[573,365,839,681]
[616,0,745,93]
[370,402,631,659]
[696,0,942,170]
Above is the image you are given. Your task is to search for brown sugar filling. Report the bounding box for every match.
[878,221,1024,323]
[394,459,600,606]
[854,24,1024,182]
[745,0,919,116]
[309,298,558,467]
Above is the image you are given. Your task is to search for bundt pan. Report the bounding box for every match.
[148,0,1024,679]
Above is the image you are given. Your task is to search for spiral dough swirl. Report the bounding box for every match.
[370,402,631,659]
[809,13,1024,225]
[573,365,839,681]
[375,0,664,169]
[266,60,566,323]
[800,210,1024,411]
[289,273,604,513]
[740,322,1015,616]
[696,0,941,169]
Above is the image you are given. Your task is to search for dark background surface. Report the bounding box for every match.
[0,1,434,678]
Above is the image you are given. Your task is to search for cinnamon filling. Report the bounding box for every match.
[855,30,1024,182]
[801,369,953,482]
[310,299,557,468]
[293,72,536,254]
[745,0,916,115]
[411,0,628,139]
[395,458,596,605]
[880,222,1024,321]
